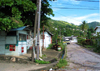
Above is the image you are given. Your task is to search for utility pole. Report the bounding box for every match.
[32,0,38,62]
[37,0,41,60]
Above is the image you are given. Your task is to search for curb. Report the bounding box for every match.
[30,51,62,71]
[30,61,58,71]
[31,48,66,71]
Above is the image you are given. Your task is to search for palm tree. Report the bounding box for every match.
[80,21,89,37]
[81,21,88,31]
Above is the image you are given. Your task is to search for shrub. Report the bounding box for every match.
[58,42,66,51]
[47,44,53,49]
[56,59,67,68]
[77,37,86,45]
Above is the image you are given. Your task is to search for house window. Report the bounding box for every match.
[19,34,26,41]
[9,45,15,51]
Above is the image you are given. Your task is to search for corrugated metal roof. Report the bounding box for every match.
[94,26,100,31]
[10,26,30,31]
[44,30,53,36]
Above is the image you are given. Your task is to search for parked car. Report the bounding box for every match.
[65,39,70,44]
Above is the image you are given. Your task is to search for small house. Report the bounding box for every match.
[94,26,100,36]
[40,30,53,48]
[0,26,32,56]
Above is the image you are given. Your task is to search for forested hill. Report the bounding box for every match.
[88,21,100,29]
[45,19,82,36]
[47,19,79,29]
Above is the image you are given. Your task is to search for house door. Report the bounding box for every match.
[18,33,27,55]
[0,31,6,54]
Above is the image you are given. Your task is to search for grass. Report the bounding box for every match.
[85,45,94,48]
[56,59,68,68]
[35,60,50,64]
[47,44,53,49]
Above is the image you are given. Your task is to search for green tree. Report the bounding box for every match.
[0,0,54,31]
[80,21,88,31]
[0,0,36,31]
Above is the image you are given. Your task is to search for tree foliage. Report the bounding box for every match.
[0,0,54,31]
[80,21,88,31]
[44,19,83,42]
[0,0,36,31]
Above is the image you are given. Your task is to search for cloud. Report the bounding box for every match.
[50,13,100,25]
[75,13,99,20]
[63,0,80,4]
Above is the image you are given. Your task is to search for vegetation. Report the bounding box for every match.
[88,21,100,28]
[77,32,100,53]
[58,42,66,51]
[56,59,67,68]
[35,60,50,64]
[47,44,53,49]
[0,0,54,31]
[44,19,84,43]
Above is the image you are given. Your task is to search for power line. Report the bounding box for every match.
[61,3,99,9]
[75,0,100,2]
[51,7,99,10]
[54,11,81,22]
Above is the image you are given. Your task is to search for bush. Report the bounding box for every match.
[77,37,86,45]
[35,60,50,64]
[58,42,66,51]
[56,59,67,68]
[47,44,53,49]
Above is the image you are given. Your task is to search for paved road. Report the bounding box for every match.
[66,42,100,71]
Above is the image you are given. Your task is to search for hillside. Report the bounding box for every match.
[45,19,83,37]
[88,21,100,29]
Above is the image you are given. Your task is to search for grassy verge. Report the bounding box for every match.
[55,46,68,69]
[56,59,68,68]
[35,60,50,64]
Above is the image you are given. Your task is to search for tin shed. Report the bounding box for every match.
[0,26,31,56]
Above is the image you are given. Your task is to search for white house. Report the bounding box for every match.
[40,30,53,49]
[28,30,53,49]
[94,26,100,36]
[0,26,31,56]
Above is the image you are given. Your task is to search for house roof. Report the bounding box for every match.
[44,30,53,36]
[94,26,100,31]
[10,26,30,31]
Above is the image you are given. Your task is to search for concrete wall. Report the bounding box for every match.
[0,31,6,54]
[5,36,19,56]
[41,32,51,48]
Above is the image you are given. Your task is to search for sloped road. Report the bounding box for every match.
[66,43,100,71]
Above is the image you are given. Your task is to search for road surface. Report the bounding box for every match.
[66,42,100,71]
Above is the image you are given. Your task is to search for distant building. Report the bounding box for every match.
[94,26,100,36]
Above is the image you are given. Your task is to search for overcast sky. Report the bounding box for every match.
[49,0,100,25]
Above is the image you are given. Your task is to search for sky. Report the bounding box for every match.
[49,0,100,25]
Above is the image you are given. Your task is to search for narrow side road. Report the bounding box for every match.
[67,42,100,71]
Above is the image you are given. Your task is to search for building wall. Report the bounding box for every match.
[17,31,27,55]
[41,32,51,48]
[0,31,6,54]
[5,36,19,56]
[96,27,100,34]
